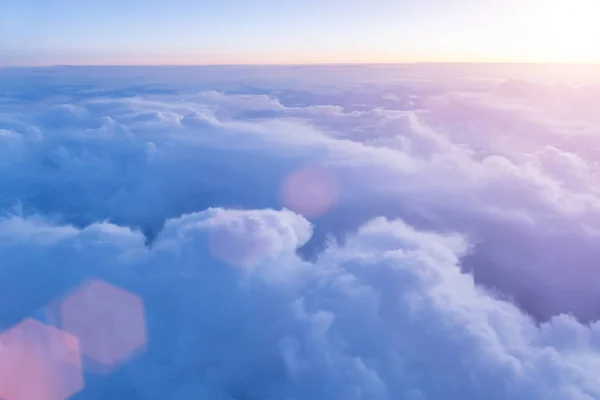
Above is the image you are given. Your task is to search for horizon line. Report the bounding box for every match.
[3,61,600,69]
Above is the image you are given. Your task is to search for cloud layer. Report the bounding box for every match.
[2,64,600,398]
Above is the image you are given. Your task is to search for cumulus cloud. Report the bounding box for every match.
[2,64,600,398]
[3,209,600,399]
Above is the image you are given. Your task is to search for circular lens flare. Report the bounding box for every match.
[281,166,338,217]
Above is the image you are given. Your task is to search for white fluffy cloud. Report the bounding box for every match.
[3,209,600,399]
[2,65,600,398]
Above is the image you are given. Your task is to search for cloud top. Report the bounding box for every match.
[2,64,600,398]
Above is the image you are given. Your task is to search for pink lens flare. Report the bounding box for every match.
[0,319,83,400]
[57,279,147,373]
[281,166,339,217]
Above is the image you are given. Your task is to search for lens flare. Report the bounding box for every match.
[0,319,83,400]
[281,166,339,217]
[57,280,147,373]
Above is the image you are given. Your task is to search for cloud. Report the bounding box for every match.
[2,65,600,397]
[2,209,600,399]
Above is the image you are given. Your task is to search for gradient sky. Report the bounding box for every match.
[2,0,600,66]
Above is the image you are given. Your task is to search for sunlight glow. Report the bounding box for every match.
[3,0,600,66]
[535,0,600,63]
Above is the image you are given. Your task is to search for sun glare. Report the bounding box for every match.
[535,0,600,63]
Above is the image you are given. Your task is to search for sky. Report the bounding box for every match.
[3,2,600,398]
[2,0,600,65]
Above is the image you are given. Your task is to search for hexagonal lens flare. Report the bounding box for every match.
[0,319,83,400]
[57,280,147,373]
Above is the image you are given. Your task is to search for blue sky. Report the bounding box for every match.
[2,0,600,65]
